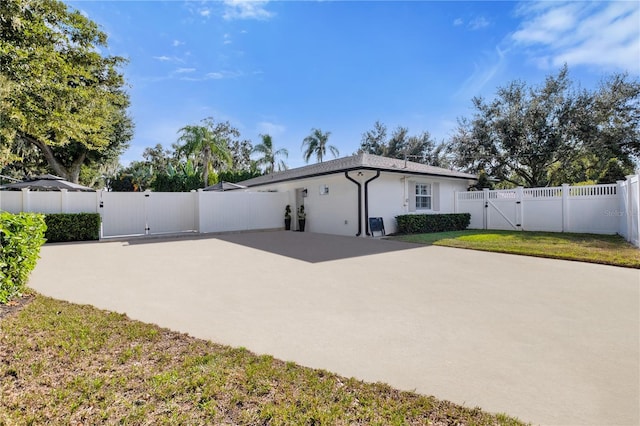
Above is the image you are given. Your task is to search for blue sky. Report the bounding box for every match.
[66,1,640,169]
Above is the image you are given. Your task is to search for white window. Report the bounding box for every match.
[416,183,431,209]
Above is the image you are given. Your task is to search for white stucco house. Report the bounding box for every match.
[237,153,477,236]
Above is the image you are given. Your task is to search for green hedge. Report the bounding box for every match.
[0,212,47,303]
[395,213,471,234]
[44,213,101,243]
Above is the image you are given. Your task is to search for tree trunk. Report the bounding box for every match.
[203,145,211,187]
[22,134,87,183]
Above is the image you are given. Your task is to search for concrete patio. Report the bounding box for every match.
[29,231,639,425]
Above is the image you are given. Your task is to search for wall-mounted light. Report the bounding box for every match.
[319,184,329,195]
[357,171,364,177]
[302,188,308,197]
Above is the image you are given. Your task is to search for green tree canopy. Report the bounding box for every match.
[447,66,639,187]
[597,158,628,184]
[302,128,338,163]
[0,0,133,183]
[252,133,288,174]
[174,117,235,187]
[359,121,439,164]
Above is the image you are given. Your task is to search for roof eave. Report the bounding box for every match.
[242,166,477,188]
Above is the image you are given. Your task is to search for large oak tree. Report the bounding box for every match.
[0,0,132,183]
[447,66,639,187]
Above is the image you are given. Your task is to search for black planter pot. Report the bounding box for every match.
[298,219,306,232]
[284,218,291,230]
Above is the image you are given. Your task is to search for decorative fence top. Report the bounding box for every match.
[457,183,618,200]
[523,187,562,198]
[457,191,484,201]
[568,184,617,197]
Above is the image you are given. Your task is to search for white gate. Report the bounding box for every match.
[486,189,521,230]
[100,192,147,237]
[100,191,197,238]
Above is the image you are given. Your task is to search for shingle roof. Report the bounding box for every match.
[238,153,477,187]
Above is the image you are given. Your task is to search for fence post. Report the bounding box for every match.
[60,189,68,213]
[97,190,104,240]
[516,186,523,231]
[21,188,31,212]
[561,184,570,232]
[194,189,202,234]
[483,188,489,230]
[144,190,151,235]
[626,175,639,246]
[454,191,458,213]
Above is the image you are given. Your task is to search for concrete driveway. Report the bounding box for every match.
[29,231,639,425]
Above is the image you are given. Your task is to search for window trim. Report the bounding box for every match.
[415,183,432,210]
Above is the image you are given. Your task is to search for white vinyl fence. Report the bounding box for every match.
[0,189,288,239]
[618,175,640,247]
[455,175,640,247]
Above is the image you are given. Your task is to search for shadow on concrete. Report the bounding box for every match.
[213,231,420,263]
[117,230,420,263]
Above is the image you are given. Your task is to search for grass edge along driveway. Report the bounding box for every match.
[390,230,640,268]
[0,296,526,426]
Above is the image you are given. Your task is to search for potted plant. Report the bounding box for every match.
[297,205,306,232]
[284,205,292,230]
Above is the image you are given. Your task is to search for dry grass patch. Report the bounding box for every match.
[391,230,640,268]
[1,296,525,425]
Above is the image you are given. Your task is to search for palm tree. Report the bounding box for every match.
[301,128,339,163]
[176,120,232,187]
[252,134,289,174]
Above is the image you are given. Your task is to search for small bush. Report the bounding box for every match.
[395,213,471,234]
[0,212,47,303]
[45,213,101,243]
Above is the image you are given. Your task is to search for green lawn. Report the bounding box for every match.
[0,296,525,425]
[391,230,640,268]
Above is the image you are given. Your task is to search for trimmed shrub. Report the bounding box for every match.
[395,213,471,234]
[0,212,47,303]
[45,213,101,243]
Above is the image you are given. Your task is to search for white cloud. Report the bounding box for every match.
[456,46,507,98]
[199,8,211,17]
[174,68,196,74]
[223,0,274,21]
[180,70,243,82]
[153,55,183,63]
[511,1,640,73]
[469,16,490,30]
[224,33,232,45]
[453,18,463,27]
[206,72,225,80]
[172,40,185,47]
[257,121,286,137]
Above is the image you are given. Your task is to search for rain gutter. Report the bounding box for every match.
[344,171,362,236]
[364,171,381,236]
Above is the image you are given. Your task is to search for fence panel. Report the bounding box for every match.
[25,191,60,213]
[0,191,24,213]
[199,191,286,233]
[246,192,288,230]
[567,192,619,234]
[456,192,484,229]
[66,192,99,213]
[523,198,563,232]
[100,192,147,237]
[0,190,98,214]
[147,192,197,235]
